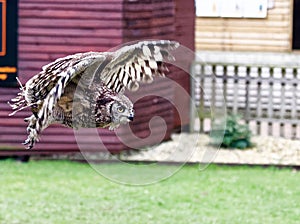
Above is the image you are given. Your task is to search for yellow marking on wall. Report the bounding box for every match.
[0,73,7,80]
[0,66,17,73]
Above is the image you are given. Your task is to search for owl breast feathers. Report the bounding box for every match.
[9,40,179,149]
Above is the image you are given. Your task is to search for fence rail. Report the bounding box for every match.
[190,62,300,139]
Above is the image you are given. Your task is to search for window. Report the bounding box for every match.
[0,0,18,87]
[195,0,268,18]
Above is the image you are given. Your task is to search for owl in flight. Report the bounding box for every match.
[9,40,179,149]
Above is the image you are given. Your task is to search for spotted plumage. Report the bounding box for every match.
[9,40,179,149]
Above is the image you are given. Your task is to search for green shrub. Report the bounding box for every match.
[211,114,253,149]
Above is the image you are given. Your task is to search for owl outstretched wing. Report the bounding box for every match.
[9,52,106,131]
[11,40,178,118]
[101,40,179,93]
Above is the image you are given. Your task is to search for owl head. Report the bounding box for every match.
[110,96,134,125]
[94,86,134,130]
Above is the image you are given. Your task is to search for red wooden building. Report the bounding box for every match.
[0,0,194,156]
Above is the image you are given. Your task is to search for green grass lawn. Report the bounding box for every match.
[0,160,299,224]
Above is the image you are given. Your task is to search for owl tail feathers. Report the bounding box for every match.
[8,77,32,116]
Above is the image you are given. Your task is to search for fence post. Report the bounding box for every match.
[280,67,286,137]
[256,66,262,135]
[223,65,227,104]
[233,65,239,115]
[292,67,298,139]
[189,62,196,133]
[268,67,274,136]
[245,66,251,124]
[211,64,216,114]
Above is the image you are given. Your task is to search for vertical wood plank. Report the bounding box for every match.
[256,67,262,135]
[292,67,298,138]
[211,64,216,127]
[268,67,274,136]
[233,65,239,115]
[280,68,286,137]
[190,62,196,132]
[223,65,228,104]
[245,66,251,124]
[199,64,205,133]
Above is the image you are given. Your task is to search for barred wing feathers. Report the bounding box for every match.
[39,53,107,129]
[101,40,179,93]
[11,53,105,130]
[27,53,105,104]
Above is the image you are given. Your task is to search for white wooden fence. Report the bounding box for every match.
[191,62,300,139]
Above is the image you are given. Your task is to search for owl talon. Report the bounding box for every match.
[22,138,34,149]
[22,136,36,149]
[24,124,39,149]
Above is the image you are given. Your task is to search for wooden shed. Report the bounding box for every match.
[195,0,297,52]
[0,0,194,155]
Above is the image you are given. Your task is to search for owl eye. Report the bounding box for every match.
[117,106,125,113]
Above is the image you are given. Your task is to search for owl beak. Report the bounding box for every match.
[128,115,134,121]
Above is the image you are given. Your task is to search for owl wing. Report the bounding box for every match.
[101,40,179,93]
[36,54,103,127]
[10,52,106,130]
[26,52,105,105]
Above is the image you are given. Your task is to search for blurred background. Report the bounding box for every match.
[1,0,300,160]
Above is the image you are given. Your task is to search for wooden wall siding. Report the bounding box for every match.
[175,0,195,51]
[195,0,293,52]
[123,0,175,41]
[18,0,124,83]
[1,0,195,155]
